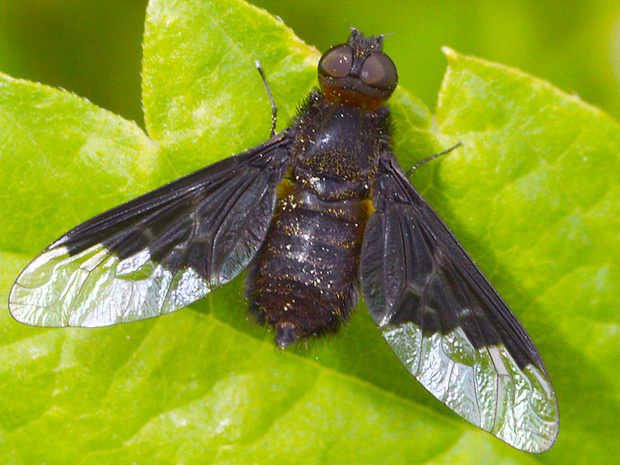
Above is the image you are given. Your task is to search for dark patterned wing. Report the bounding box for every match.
[360,153,559,453]
[10,135,292,327]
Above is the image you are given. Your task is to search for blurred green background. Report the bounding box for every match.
[1,0,619,128]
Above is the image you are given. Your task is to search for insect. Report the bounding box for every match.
[9,29,559,453]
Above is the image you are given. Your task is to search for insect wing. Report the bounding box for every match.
[10,136,292,328]
[360,154,559,453]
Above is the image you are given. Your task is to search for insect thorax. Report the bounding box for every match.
[290,91,391,201]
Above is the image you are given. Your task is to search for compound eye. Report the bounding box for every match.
[318,44,353,79]
[360,52,398,90]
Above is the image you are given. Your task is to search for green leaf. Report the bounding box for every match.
[0,0,618,464]
[425,48,620,464]
[0,74,159,256]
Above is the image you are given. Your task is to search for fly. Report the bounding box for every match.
[9,29,559,453]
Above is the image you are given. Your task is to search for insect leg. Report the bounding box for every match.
[406,142,462,177]
[254,60,278,137]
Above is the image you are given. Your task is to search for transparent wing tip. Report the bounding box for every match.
[382,322,559,453]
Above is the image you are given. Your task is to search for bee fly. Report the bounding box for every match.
[9,29,559,452]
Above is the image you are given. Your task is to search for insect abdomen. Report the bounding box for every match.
[246,185,368,347]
